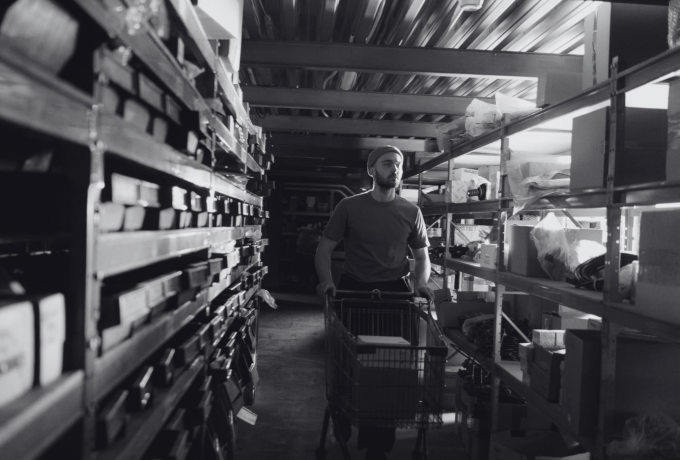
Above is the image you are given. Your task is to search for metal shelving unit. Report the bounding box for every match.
[0,0,268,457]
[413,40,680,460]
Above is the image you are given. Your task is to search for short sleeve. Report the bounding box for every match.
[323,199,348,243]
[407,207,429,249]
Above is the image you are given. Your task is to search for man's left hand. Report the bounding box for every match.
[416,285,434,302]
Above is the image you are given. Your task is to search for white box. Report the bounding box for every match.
[445,180,469,203]
[0,300,34,407]
[356,336,415,368]
[449,168,478,182]
[480,244,498,269]
[34,294,66,386]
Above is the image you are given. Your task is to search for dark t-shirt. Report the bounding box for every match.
[323,192,429,283]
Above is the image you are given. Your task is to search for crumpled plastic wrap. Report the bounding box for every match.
[435,117,467,152]
[505,151,571,213]
[609,414,680,460]
[530,213,571,281]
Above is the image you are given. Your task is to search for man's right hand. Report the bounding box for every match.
[316,280,336,299]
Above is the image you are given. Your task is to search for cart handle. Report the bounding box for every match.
[332,289,414,300]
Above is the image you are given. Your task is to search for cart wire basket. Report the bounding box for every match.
[316,289,448,460]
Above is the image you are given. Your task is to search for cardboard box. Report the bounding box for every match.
[571,107,667,190]
[478,165,501,198]
[450,168,478,182]
[356,335,415,368]
[445,180,469,203]
[32,293,66,386]
[453,225,492,245]
[636,209,680,323]
[531,330,565,348]
[563,329,680,436]
[542,312,593,330]
[582,3,667,89]
[507,224,548,278]
[533,344,566,374]
[480,244,498,269]
[561,330,601,436]
[0,300,34,407]
[530,362,561,402]
[352,366,418,420]
[435,302,494,329]
[668,78,680,182]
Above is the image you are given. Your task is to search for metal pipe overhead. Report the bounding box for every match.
[252,115,442,138]
[268,133,439,152]
[241,40,582,79]
[243,86,493,115]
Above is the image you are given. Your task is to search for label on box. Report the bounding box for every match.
[0,301,34,407]
[37,294,66,386]
[480,244,498,268]
[449,168,478,182]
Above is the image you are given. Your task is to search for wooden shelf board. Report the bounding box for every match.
[495,361,596,453]
[94,290,208,400]
[94,357,204,460]
[0,371,84,460]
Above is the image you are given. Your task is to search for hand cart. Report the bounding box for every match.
[316,289,447,460]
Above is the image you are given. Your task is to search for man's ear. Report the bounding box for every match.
[367,166,375,177]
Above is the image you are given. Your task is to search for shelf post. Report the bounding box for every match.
[491,114,511,433]
[596,56,627,459]
[443,158,452,291]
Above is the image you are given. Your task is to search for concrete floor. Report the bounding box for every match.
[235,296,466,460]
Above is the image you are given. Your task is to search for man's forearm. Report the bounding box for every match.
[414,256,431,288]
[315,251,333,284]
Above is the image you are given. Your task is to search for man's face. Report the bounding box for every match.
[370,152,402,189]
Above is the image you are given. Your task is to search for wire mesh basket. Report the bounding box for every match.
[323,293,447,429]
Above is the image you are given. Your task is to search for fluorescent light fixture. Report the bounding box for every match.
[655,202,680,209]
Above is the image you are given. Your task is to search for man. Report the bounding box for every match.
[314,145,434,460]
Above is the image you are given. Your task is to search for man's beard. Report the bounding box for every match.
[374,170,400,189]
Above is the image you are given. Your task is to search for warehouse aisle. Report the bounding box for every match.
[235,296,463,460]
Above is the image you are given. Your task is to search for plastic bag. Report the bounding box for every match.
[495,92,538,119]
[609,414,680,459]
[465,99,501,137]
[512,169,571,213]
[435,117,467,152]
[530,213,570,281]
[257,289,278,309]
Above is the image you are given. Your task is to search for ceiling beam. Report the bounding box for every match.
[241,39,583,79]
[268,133,439,152]
[244,87,492,115]
[253,115,441,138]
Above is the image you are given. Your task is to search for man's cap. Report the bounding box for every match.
[367,145,403,169]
